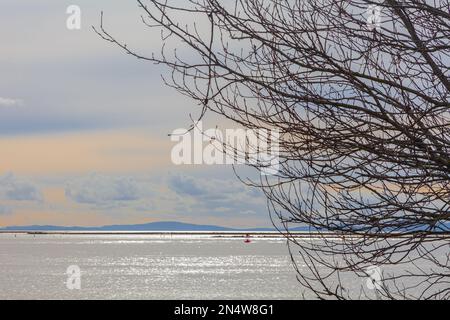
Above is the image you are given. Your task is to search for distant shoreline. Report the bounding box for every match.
[0,221,310,234]
[0,230,306,238]
[1,230,447,239]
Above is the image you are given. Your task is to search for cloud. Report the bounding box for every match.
[167,174,267,216]
[168,174,249,198]
[63,172,267,219]
[0,205,12,215]
[0,170,271,227]
[0,97,23,107]
[168,175,208,196]
[65,173,151,206]
[0,173,42,201]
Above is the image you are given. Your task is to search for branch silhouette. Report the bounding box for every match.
[95,0,450,299]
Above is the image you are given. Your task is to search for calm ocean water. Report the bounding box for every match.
[1,233,446,299]
[0,233,303,299]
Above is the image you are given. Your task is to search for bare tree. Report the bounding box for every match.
[95,0,450,299]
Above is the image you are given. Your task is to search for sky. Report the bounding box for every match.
[0,0,270,228]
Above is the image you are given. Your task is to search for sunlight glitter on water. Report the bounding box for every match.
[0,233,302,299]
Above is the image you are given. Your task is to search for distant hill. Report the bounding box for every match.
[0,221,311,232]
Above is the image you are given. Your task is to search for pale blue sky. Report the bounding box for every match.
[0,0,270,228]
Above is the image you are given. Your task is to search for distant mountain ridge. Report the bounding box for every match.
[0,221,310,232]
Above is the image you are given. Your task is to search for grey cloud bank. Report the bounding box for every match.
[0,173,42,202]
[0,97,23,108]
[0,0,196,135]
